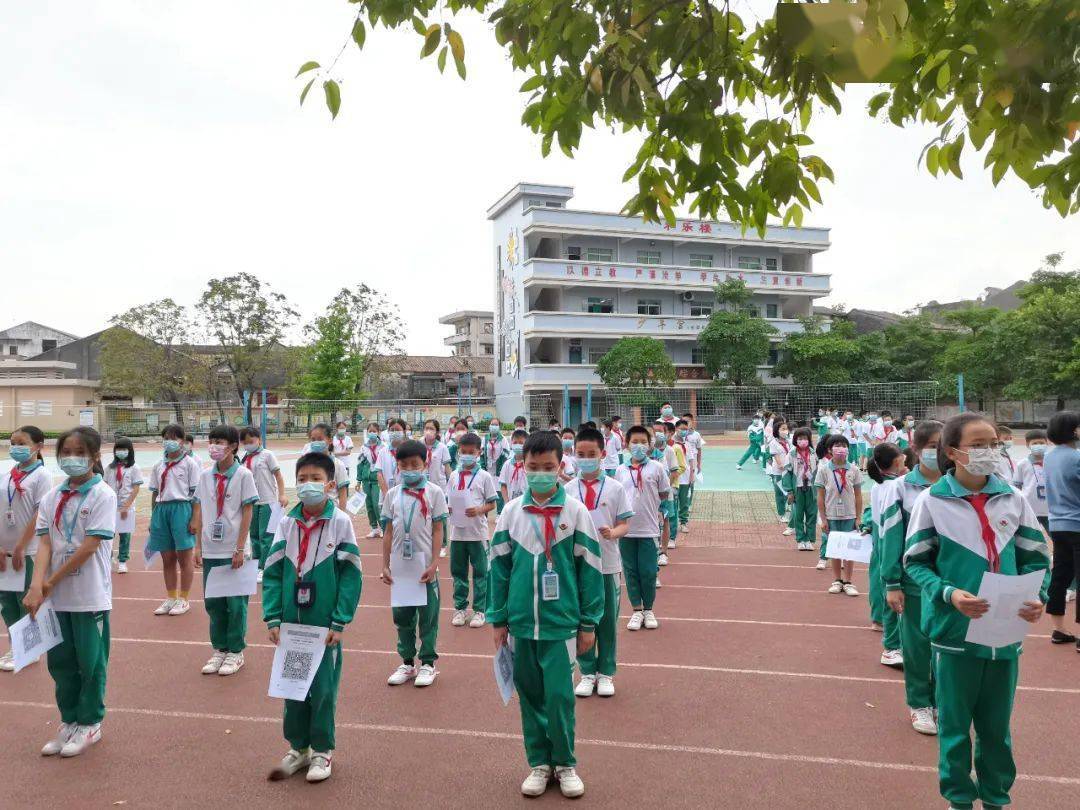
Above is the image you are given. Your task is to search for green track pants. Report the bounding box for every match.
[677,484,691,525]
[248,504,272,570]
[117,534,131,563]
[202,559,249,653]
[392,580,440,665]
[619,537,657,610]
[737,442,761,466]
[450,541,489,612]
[578,573,620,676]
[513,637,577,768]
[790,488,817,546]
[284,641,342,753]
[362,480,381,530]
[0,556,34,636]
[868,539,901,651]
[901,592,934,709]
[47,610,110,726]
[770,475,787,518]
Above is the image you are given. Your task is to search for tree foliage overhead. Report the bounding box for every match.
[596,336,676,388]
[300,0,1080,233]
[101,300,201,402]
[698,279,774,385]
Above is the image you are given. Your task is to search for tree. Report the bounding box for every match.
[298,301,356,401]
[698,279,774,386]
[595,337,675,388]
[298,1,1080,233]
[774,317,863,385]
[334,284,406,397]
[873,315,956,383]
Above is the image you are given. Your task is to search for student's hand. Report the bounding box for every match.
[194,547,203,567]
[325,630,340,646]
[576,630,595,657]
[886,591,905,614]
[492,625,509,651]
[599,526,613,539]
[949,589,990,619]
[278,495,289,508]
[465,506,480,518]
[1018,600,1044,623]
[268,626,280,645]
[22,586,44,618]
[787,494,794,504]
[120,508,129,520]
[380,566,393,585]
[188,521,199,536]
[10,546,25,570]
[819,518,829,531]
[41,579,54,599]
[420,563,438,584]
[231,550,244,569]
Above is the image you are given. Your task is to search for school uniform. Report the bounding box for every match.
[105,462,143,565]
[560,456,577,479]
[615,460,671,610]
[813,417,829,439]
[489,486,603,769]
[1012,457,1048,528]
[660,445,681,539]
[675,438,694,527]
[0,462,52,632]
[737,420,765,467]
[148,453,203,552]
[841,421,860,463]
[423,440,452,489]
[782,447,818,546]
[667,444,687,543]
[767,438,792,519]
[447,466,498,614]
[355,443,385,530]
[263,500,362,754]
[482,435,510,512]
[867,478,901,653]
[814,459,863,560]
[381,483,448,665]
[895,427,915,450]
[500,456,528,502]
[195,462,259,654]
[995,450,1016,483]
[567,476,633,676]
[35,476,116,727]
[601,433,623,477]
[685,429,703,508]
[331,434,354,476]
[904,473,1050,809]
[241,448,280,570]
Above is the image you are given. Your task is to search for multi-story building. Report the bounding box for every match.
[487,182,832,422]
[0,321,78,359]
[439,310,494,358]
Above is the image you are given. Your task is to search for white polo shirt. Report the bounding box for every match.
[615,460,671,538]
[35,476,116,612]
[423,440,452,488]
[241,448,280,505]
[602,433,623,471]
[1,462,53,556]
[767,438,792,477]
[560,455,578,478]
[483,436,510,471]
[106,462,144,509]
[566,475,634,574]
[381,483,449,566]
[193,462,259,559]
[377,448,400,490]
[332,434,354,465]
[499,458,528,500]
[1012,457,1048,518]
[446,467,498,542]
[149,453,203,502]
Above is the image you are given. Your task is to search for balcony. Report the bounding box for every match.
[443,333,471,345]
[521,311,811,339]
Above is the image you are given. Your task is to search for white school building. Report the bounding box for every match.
[487,183,833,424]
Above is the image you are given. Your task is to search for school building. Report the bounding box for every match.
[487,183,833,423]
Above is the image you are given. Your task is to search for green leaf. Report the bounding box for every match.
[991,160,1007,186]
[519,75,545,92]
[438,45,447,73]
[447,30,465,63]
[295,61,320,78]
[323,80,341,120]
[936,63,951,91]
[455,55,466,80]
[867,91,890,115]
[792,203,804,228]
[351,18,366,48]
[421,27,441,57]
[927,144,940,174]
[299,77,315,106]
[799,102,812,130]
[411,16,426,36]
[801,176,822,204]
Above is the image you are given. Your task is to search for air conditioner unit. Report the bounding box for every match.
[680,291,695,302]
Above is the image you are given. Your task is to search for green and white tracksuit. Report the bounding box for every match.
[903,473,1050,810]
[737,422,765,467]
[489,486,604,768]
[782,448,818,546]
[865,494,899,653]
[263,500,362,753]
[355,447,383,531]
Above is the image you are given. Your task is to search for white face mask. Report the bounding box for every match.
[959,447,1000,476]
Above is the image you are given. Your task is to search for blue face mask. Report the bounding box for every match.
[458,453,477,468]
[630,445,648,461]
[577,457,600,474]
[389,431,404,443]
[115,449,129,460]
[297,482,328,506]
[561,439,574,451]
[526,472,558,494]
[401,470,427,487]
[60,457,91,477]
[661,407,673,418]
[512,444,524,457]
[920,448,938,470]
[163,439,181,455]
[9,446,32,464]
[309,440,328,454]
[489,423,501,434]
[367,434,379,445]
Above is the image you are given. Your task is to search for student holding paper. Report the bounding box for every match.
[446,432,497,629]
[240,427,288,583]
[24,426,116,758]
[815,435,863,596]
[193,425,258,677]
[263,452,362,784]
[903,412,1050,810]
[105,436,142,575]
[865,443,907,670]
[356,421,389,538]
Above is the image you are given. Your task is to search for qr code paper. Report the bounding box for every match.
[282,650,314,681]
[21,621,42,651]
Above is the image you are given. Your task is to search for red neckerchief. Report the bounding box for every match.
[404,487,428,520]
[370,445,379,464]
[10,467,26,495]
[582,478,600,510]
[488,439,500,461]
[613,428,624,445]
[335,436,348,452]
[511,461,524,484]
[159,458,182,492]
[425,442,436,466]
[114,465,124,489]
[242,450,258,469]
[296,514,326,568]
[796,446,811,485]
[777,439,789,454]
[628,461,645,490]
[835,465,847,492]
[524,504,560,564]
[213,471,229,517]
[53,487,79,530]
[963,493,1000,573]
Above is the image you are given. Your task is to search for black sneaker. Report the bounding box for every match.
[1050,629,1077,644]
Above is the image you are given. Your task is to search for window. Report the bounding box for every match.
[41,339,57,353]
[20,401,35,416]
[765,257,778,272]
[689,303,713,317]
[637,250,661,265]
[766,303,779,319]
[545,201,563,208]
[567,245,582,260]
[584,297,614,314]
[588,347,607,364]
[738,256,761,271]
[689,253,713,268]
[691,346,705,364]
[482,345,493,355]
[410,377,447,398]
[482,322,493,334]
[569,342,583,364]
[585,247,614,263]
[637,299,661,316]
[767,349,780,366]
[6,346,15,356]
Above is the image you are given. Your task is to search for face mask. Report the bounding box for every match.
[920,448,938,470]
[753,419,762,427]
[630,444,648,461]
[831,448,848,461]
[466,421,474,428]
[905,419,914,427]
[115,449,130,460]
[1030,444,1046,457]
[577,458,600,474]
[243,443,258,454]
[844,416,853,423]
[297,482,328,506]
[959,448,1000,476]
[401,470,427,487]
[163,439,181,455]
[678,429,689,438]
[309,440,328,454]
[654,434,667,448]
[60,457,91,477]
[818,411,824,417]
[884,419,893,426]
[489,424,500,434]
[661,407,673,417]
[868,416,878,423]
[1002,440,1013,449]
[367,434,379,445]
[209,445,229,461]
[454,431,465,441]
[778,430,789,439]
[10,446,33,464]
[336,429,346,436]
[388,431,404,443]
[796,438,809,449]
[526,472,558,494]
[561,439,574,451]
[512,444,524,457]
[458,453,477,468]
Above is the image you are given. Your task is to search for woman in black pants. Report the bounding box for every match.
[1043,410,1080,648]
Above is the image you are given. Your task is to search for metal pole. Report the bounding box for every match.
[957,374,966,413]
[585,384,592,423]
[260,388,268,446]
[563,384,570,428]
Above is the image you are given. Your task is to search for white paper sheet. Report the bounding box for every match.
[0,559,28,592]
[268,503,285,533]
[390,555,429,607]
[116,508,136,534]
[10,601,62,672]
[143,544,159,570]
[204,559,260,598]
[345,491,367,516]
[825,530,873,564]
[964,570,1046,648]
[448,490,472,528]
[494,641,515,706]
[268,623,328,701]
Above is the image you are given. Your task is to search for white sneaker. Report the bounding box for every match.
[117,562,128,574]
[521,765,553,796]
[0,650,14,672]
[666,538,677,550]
[643,610,659,629]
[655,575,662,588]
[679,523,689,534]
[782,527,794,536]
[201,650,227,674]
[217,652,244,676]
[439,547,448,558]
[306,752,332,782]
[880,649,904,669]
[777,515,788,524]
[256,569,264,584]
[575,674,596,697]
[735,464,742,470]
[60,723,101,757]
[658,553,669,567]
[269,748,310,780]
[387,664,416,685]
[842,582,860,597]
[469,612,486,628]
[596,675,615,697]
[365,529,380,539]
[1068,589,1077,603]
[911,707,938,735]
[451,610,467,627]
[41,723,76,756]
[555,766,585,798]
[828,580,844,594]
[168,598,191,616]
[414,663,437,687]
[815,559,828,570]
[627,611,644,631]
[154,598,177,616]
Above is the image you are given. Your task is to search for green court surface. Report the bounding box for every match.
[697,446,877,492]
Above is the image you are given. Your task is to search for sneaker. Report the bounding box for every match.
[117,562,128,574]
[575,674,596,697]
[168,598,191,616]
[555,766,585,798]
[387,664,416,685]
[217,652,244,676]
[201,650,227,674]
[815,559,828,570]
[828,580,843,594]
[365,529,380,539]
[257,569,264,584]
[679,523,688,535]
[1068,589,1076,603]
[41,723,76,756]
[154,598,177,616]
[521,765,553,796]
[643,610,659,629]
[1051,629,1078,644]
[735,464,742,470]
[439,547,448,558]
[451,609,467,627]
[414,663,437,687]
[777,515,788,524]
[782,527,794,536]
[469,612,486,628]
[658,553,669,567]
[268,748,310,780]
[60,723,101,757]
[627,611,644,631]
[880,649,904,669]
[842,581,860,597]
[306,752,332,783]
[871,621,884,632]
[0,650,14,672]
[596,675,615,697]
[655,576,662,588]
[666,538,677,549]
[910,707,938,735]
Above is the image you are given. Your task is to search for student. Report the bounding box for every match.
[767,418,792,526]
[24,427,116,757]
[500,429,530,505]
[1042,411,1080,647]
[356,422,388,539]
[446,420,467,468]
[1012,429,1049,532]
[489,430,602,798]
[264,452,362,784]
[658,402,676,425]
[735,412,765,470]
[380,440,447,688]
[815,435,863,595]
[881,419,943,734]
[184,432,197,459]
[420,419,452,490]
[611,415,624,449]
[904,412,1049,810]
[240,427,287,584]
[105,436,142,574]
[656,421,684,562]
[569,427,632,698]
[514,415,529,432]
[682,411,704,494]
[600,419,623,478]
[858,413,876,470]
[866,443,907,670]
[672,419,695,535]
[0,425,51,672]
[558,428,578,481]
[548,419,562,433]
[446,433,497,628]
[895,415,916,450]
[813,434,835,569]
[841,412,860,467]
[331,421,354,477]
[616,426,671,630]
[307,424,350,509]
[994,425,1015,482]
[783,426,818,551]
[813,409,829,440]
[148,424,204,617]
[483,418,510,512]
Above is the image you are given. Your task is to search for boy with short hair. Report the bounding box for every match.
[815,435,864,596]
[500,429,530,505]
[447,433,498,628]
[483,417,510,512]
[264,452,362,784]
[558,427,578,481]
[600,419,622,478]
[356,421,387,539]
[239,427,288,583]
[490,431,603,798]
[673,419,694,537]
[332,421,354,477]
[380,440,447,688]
[514,415,528,431]
[657,421,685,564]
[995,425,1016,481]
[306,424,349,509]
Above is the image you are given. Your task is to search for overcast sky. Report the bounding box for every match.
[4,1,1078,355]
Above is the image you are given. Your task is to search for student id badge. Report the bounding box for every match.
[294,580,316,608]
[60,550,81,577]
[1037,485,1046,500]
[4,510,15,529]
[541,567,559,601]
[211,521,225,540]
[402,536,414,561]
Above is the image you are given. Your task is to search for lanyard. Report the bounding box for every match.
[54,488,92,547]
[456,467,479,491]
[524,506,560,568]
[627,462,645,491]
[296,518,327,573]
[6,468,31,507]
[797,449,812,484]
[1031,463,1044,487]
[398,488,423,538]
[578,476,604,508]
[832,466,847,495]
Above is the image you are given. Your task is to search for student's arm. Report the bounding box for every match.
[816,487,828,530]
[263,522,286,643]
[423,519,444,583]
[853,487,863,524]
[879,483,907,613]
[1013,497,1052,607]
[190,501,202,544]
[23,509,55,617]
[330,518,363,644]
[122,483,140,515]
[379,494,395,584]
[377,470,388,496]
[10,507,40,572]
[337,483,348,510]
[273,469,288,507]
[603,516,630,541]
[234,502,253,568]
[573,510,604,655]
[489,509,513,649]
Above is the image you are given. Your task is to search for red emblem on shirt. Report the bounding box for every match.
[559,523,567,531]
